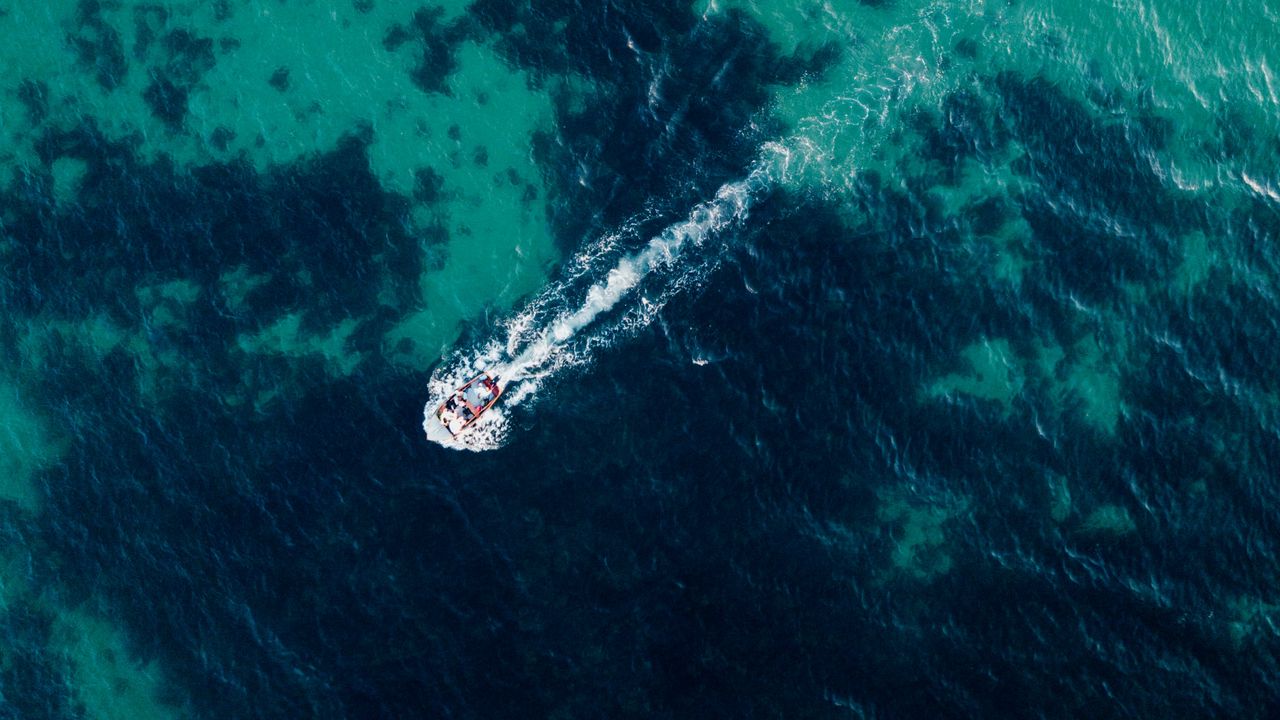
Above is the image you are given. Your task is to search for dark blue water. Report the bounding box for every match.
[3,1,1280,719]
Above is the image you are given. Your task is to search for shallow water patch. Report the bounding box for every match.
[0,379,64,512]
[1173,230,1216,294]
[0,538,32,614]
[1046,472,1072,523]
[925,338,1025,411]
[49,156,88,206]
[1045,334,1124,434]
[51,607,187,720]
[1075,504,1137,539]
[19,313,184,404]
[217,265,270,314]
[135,277,202,329]
[1226,596,1280,650]
[237,313,365,377]
[924,330,1125,435]
[875,486,970,582]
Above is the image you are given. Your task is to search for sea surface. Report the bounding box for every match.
[2,0,1279,717]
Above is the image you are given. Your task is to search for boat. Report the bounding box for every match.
[435,372,502,436]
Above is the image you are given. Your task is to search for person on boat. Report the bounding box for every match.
[463,382,482,405]
[445,411,466,434]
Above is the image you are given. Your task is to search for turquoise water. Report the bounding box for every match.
[2,0,1279,717]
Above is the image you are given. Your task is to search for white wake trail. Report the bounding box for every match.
[420,0,978,451]
[423,162,773,451]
